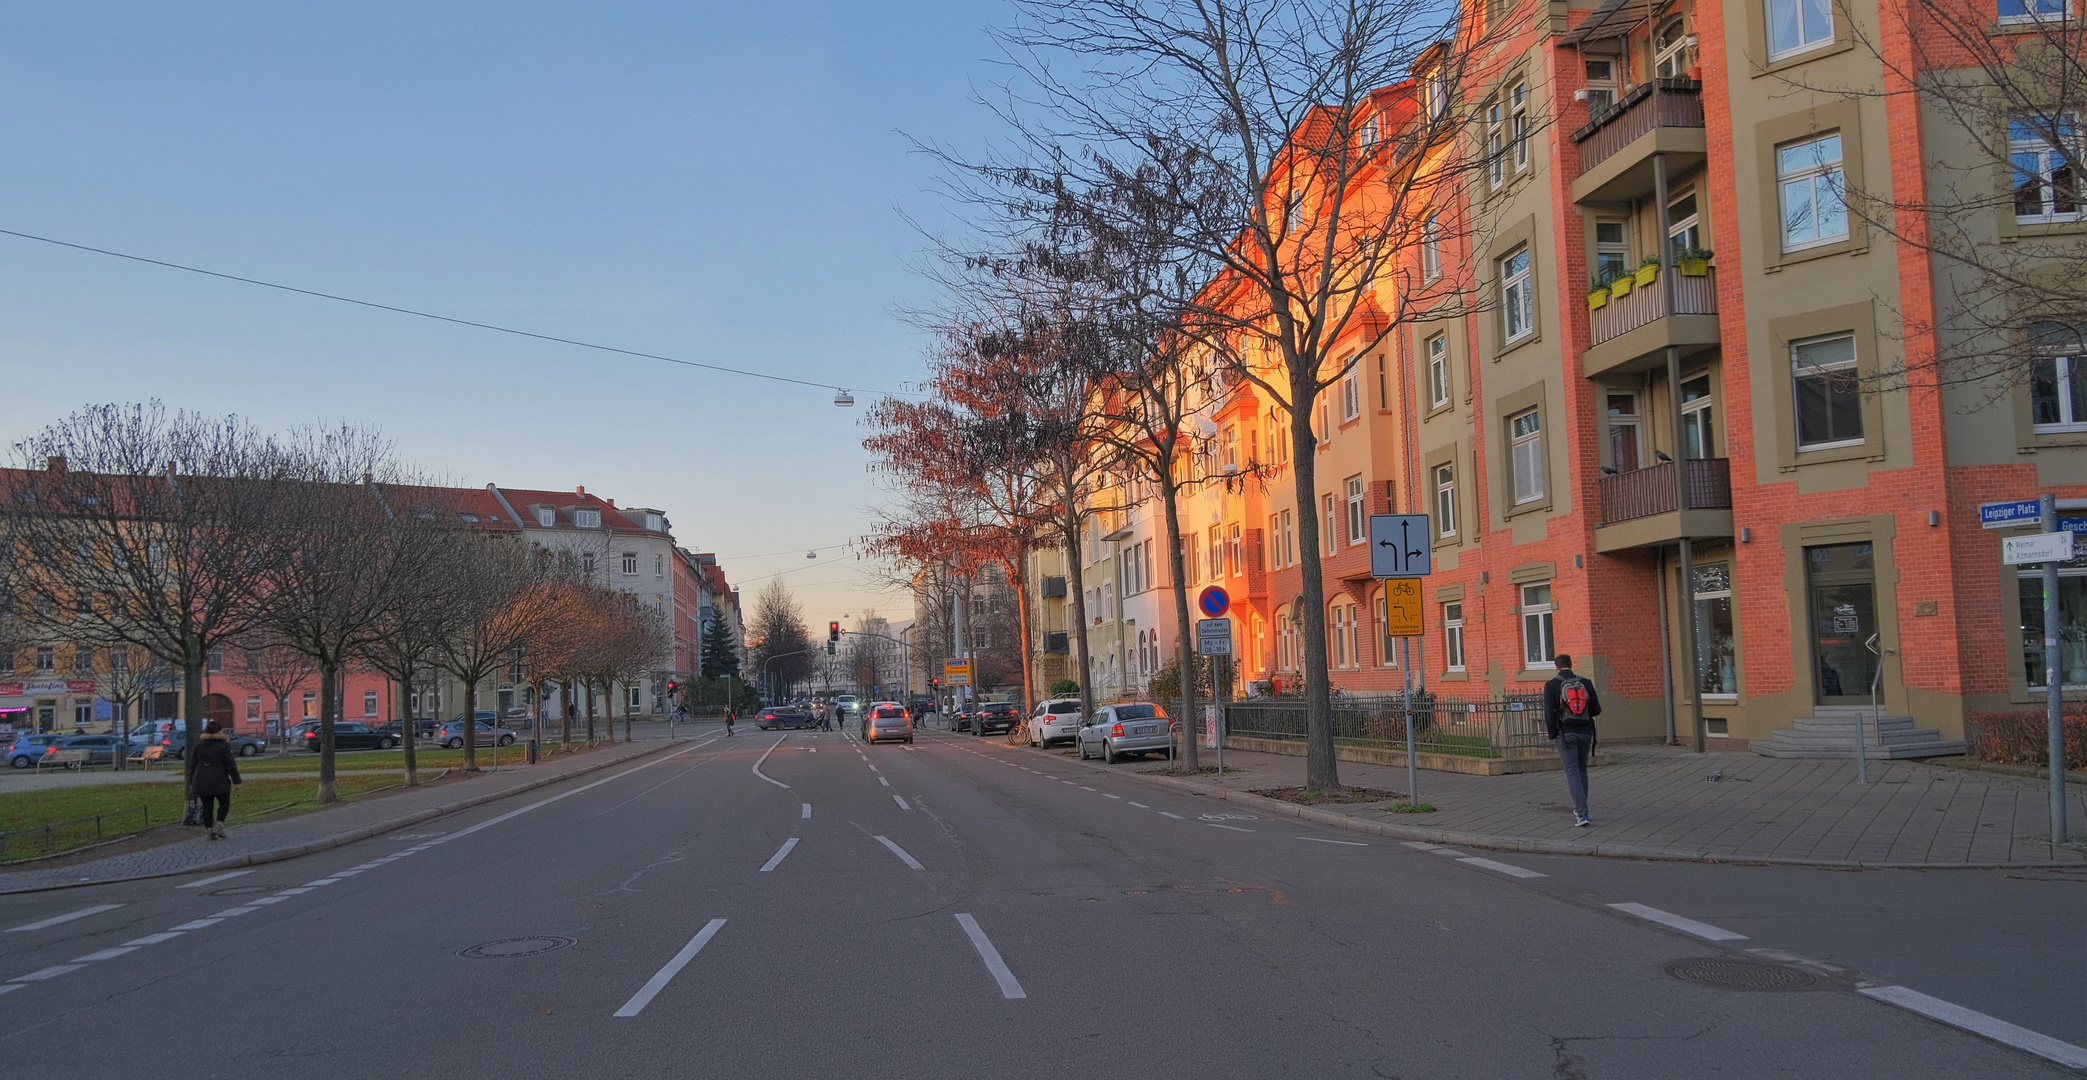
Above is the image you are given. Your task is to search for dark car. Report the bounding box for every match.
[57,734,126,766]
[300,722,399,752]
[157,729,270,759]
[755,707,816,731]
[973,701,1020,736]
[378,718,443,742]
[951,708,976,733]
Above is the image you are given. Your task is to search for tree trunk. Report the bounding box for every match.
[602,681,616,744]
[1288,378,1340,792]
[398,671,418,787]
[624,684,633,743]
[182,638,205,808]
[461,677,478,772]
[317,662,340,803]
[1005,552,1037,712]
[585,683,597,745]
[1159,466,1200,772]
[1062,506,1096,726]
[560,683,572,749]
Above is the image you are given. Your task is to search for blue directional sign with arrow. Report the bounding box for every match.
[1368,514,1432,578]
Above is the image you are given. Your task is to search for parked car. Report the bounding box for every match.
[950,708,975,733]
[301,722,400,752]
[1029,698,1084,748]
[158,729,270,759]
[972,701,1020,736]
[864,702,913,744]
[1077,703,1175,763]
[447,711,502,727]
[6,734,70,769]
[755,707,816,731]
[435,720,515,749]
[54,734,126,766]
[377,718,443,742]
[124,721,181,750]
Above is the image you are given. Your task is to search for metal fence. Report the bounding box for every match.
[1217,692,1550,759]
[0,804,152,862]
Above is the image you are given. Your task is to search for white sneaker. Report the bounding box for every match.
[1575,816,1591,827]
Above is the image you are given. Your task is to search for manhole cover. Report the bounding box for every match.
[207,885,270,896]
[458,936,576,959]
[1664,958,1819,992]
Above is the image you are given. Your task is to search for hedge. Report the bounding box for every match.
[1969,709,2087,770]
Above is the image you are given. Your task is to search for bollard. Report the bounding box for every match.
[527,739,539,765]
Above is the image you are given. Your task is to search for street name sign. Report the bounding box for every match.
[2003,532,2074,565]
[1981,499,2044,529]
[1380,578,1424,636]
[943,658,973,686]
[1195,618,1233,656]
[1368,514,1432,578]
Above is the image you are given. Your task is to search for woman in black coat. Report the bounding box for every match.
[187,720,243,840]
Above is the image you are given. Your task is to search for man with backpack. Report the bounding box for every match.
[1542,653,1602,827]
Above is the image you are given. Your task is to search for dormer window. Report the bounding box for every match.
[459,513,480,524]
[645,512,665,532]
[534,507,555,528]
[575,509,601,529]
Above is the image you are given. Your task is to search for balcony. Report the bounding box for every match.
[1594,457,1734,553]
[1584,266,1720,378]
[1570,79,1706,205]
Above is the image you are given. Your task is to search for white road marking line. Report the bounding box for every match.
[866,763,880,772]
[303,879,342,887]
[349,862,385,871]
[433,740,712,846]
[124,932,183,946]
[955,914,1026,1000]
[176,870,254,890]
[248,896,290,906]
[1128,802,1149,808]
[12,965,83,982]
[0,984,20,995]
[1102,793,1121,799]
[892,795,911,810]
[330,869,364,877]
[874,835,925,870]
[1207,823,1253,833]
[759,838,800,873]
[1459,857,1547,879]
[751,737,792,789]
[614,919,728,1018]
[169,919,223,931]
[1859,984,2087,1069]
[72,946,139,962]
[210,906,261,918]
[276,887,315,895]
[801,803,812,819]
[1061,781,1077,786]
[1607,902,1748,942]
[1402,841,1444,850]
[1427,848,1468,857]
[1079,786,1097,791]
[1158,811,1185,819]
[878,776,890,786]
[1298,836,1369,846]
[8,904,124,932]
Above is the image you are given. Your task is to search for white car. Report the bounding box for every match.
[1029,698,1084,748]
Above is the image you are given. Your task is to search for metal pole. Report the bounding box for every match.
[2044,493,2069,843]
[1402,635,1418,805]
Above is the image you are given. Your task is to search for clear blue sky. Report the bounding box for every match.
[0,1,1011,630]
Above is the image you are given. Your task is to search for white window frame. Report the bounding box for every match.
[1501,246,1534,344]
[1340,371,1361,422]
[1486,99,1506,188]
[1653,17,1690,78]
[1324,495,1339,555]
[1510,81,1530,172]
[2012,115,2082,224]
[1282,509,1295,567]
[1444,603,1467,671]
[1777,132,1848,252]
[1791,334,1864,450]
[1520,584,1556,669]
[574,509,602,528]
[363,690,379,716]
[2034,350,2087,432]
[1422,213,1442,281]
[2000,0,2071,21]
[1434,463,1458,538]
[621,551,639,576]
[1766,0,1834,60]
[1227,524,1242,577]
[1594,218,1630,285]
[1584,59,1617,115]
[1510,408,1545,505]
[1427,334,1450,408]
[1345,476,1367,545]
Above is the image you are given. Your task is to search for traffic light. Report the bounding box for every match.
[826,641,836,655]
[666,681,679,698]
[829,621,841,642]
[928,677,939,690]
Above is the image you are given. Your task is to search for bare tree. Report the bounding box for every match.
[435,539,551,771]
[101,646,177,767]
[745,576,815,701]
[230,641,319,743]
[356,486,474,787]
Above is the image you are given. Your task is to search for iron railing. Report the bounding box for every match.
[1590,267,1716,347]
[1217,692,1550,758]
[0,804,151,861]
[1598,457,1732,525]
[1572,78,1705,174]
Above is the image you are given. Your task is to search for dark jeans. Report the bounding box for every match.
[199,793,231,827]
[1557,731,1595,819]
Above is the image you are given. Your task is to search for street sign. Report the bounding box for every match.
[1981,499,2044,529]
[1197,585,1230,618]
[2060,517,2087,536]
[943,658,973,686]
[1381,578,1424,636]
[2003,532,2074,565]
[1195,618,1233,656]
[1368,514,1432,577]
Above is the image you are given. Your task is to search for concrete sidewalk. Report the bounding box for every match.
[0,728,712,894]
[1052,741,2087,868]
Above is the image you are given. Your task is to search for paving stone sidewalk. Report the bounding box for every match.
[0,734,697,894]
[1081,743,2087,867]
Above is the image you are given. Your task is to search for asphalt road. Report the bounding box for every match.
[0,724,2078,1079]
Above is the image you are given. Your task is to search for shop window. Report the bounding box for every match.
[2019,557,2087,689]
[1693,563,1738,696]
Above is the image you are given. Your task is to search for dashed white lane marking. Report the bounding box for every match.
[1128,802,1149,808]
[124,933,183,946]
[1608,902,1748,942]
[1079,786,1098,791]
[277,887,316,895]
[955,914,1026,1000]
[169,919,223,931]
[866,763,880,772]
[12,965,83,982]
[8,904,124,933]
[1298,836,1369,847]
[751,737,792,789]
[1102,793,1121,799]
[176,870,254,890]
[1061,781,1077,786]
[71,946,139,963]
[614,919,728,1018]
[0,984,21,995]
[892,794,911,810]
[801,803,813,819]
[1158,812,1185,820]
[302,879,341,888]
[878,777,891,786]
[248,896,290,906]
[1207,823,1254,833]
[1426,848,1468,857]
[1859,985,2087,1069]
[1402,841,1444,850]
[210,906,262,918]
[874,835,925,870]
[758,838,800,873]
[1458,856,1547,879]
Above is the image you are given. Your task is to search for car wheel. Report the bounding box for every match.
[1104,742,1118,764]
[499,735,514,746]
[238,743,259,757]
[378,737,396,750]
[447,738,464,749]
[8,756,28,769]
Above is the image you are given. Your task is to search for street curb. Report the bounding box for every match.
[0,739,689,895]
[1014,742,2087,871]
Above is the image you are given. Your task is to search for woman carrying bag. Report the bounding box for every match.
[187,720,243,840]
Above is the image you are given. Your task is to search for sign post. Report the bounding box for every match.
[1369,514,1433,807]
[2041,495,2070,844]
[1195,618,1232,771]
[942,659,972,687]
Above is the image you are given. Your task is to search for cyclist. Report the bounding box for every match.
[724,706,736,737]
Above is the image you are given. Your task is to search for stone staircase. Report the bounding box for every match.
[1751,706,1967,760]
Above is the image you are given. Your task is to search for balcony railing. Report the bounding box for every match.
[1599,457,1731,525]
[1590,267,1716,347]
[1572,78,1704,175]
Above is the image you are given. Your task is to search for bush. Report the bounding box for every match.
[1968,709,2087,769]
[1046,679,1080,697]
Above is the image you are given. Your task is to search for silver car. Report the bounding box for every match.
[1077,703,1175,763]
[864,701,913,745]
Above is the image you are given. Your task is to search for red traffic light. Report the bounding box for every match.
[829,621,841,642]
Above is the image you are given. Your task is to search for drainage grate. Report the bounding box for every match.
[458,936,576,959]
[1664,958,1820,992]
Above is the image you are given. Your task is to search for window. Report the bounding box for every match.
[207,649,224,674]
[1667,191,1701,259]
[1692,563,1738,696]
[574,509,601,528]
[1276,607,1295,671]
[1269,514,1284,568]
[1281,509,1296,567]
[1608,394,1643,471]
[1520,584,1556,668]
[1221,425,1238,470]
[1654,17,1690,78]
[1594,219,1629,285]
[1487,99,1506,188]
[110,646,129,673]
[1422,213,1442,280]
[1681,375,1717,458]
[1251,615,1265,673]
[1208,526,1224,579]
[364,690,379,716]
[1510,409,1545,505]
[1317,391,1332,443]
[1359,111,1380,152]
[1227,524,1242,577]
[621,551,639,576]
[1375,591,1399,667]
[627,686,642,710]
[1792,335,1863,449]
[1510,82,1530,171]
[1330,603,1354,669]
[2019,555,2087,688]
[1427,67,1449,120]
[1767,0,1833,59]
[582,552,598,576]
[1346,476,1367,545]
[1500,247,1534,343]
[1434,464,1458,538]
[2031,325,2087,430]
[1584,59,1616,114]
[2000,0,2069,19]
[2011,116,2081,223]
[301,692,317,719]
[1144,538,1156,588]
[35,646,53,673]
[1777,133,1847,251]
[0,645,13,675]
[1340,371,1360,422]
[1444,603,1467,671]
[1427,334,1451,408]
[73,646,93,674]
[1324,495,1339,555]
[535,507,555,527]
[656,553,665,577]
[246,697,261,722]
